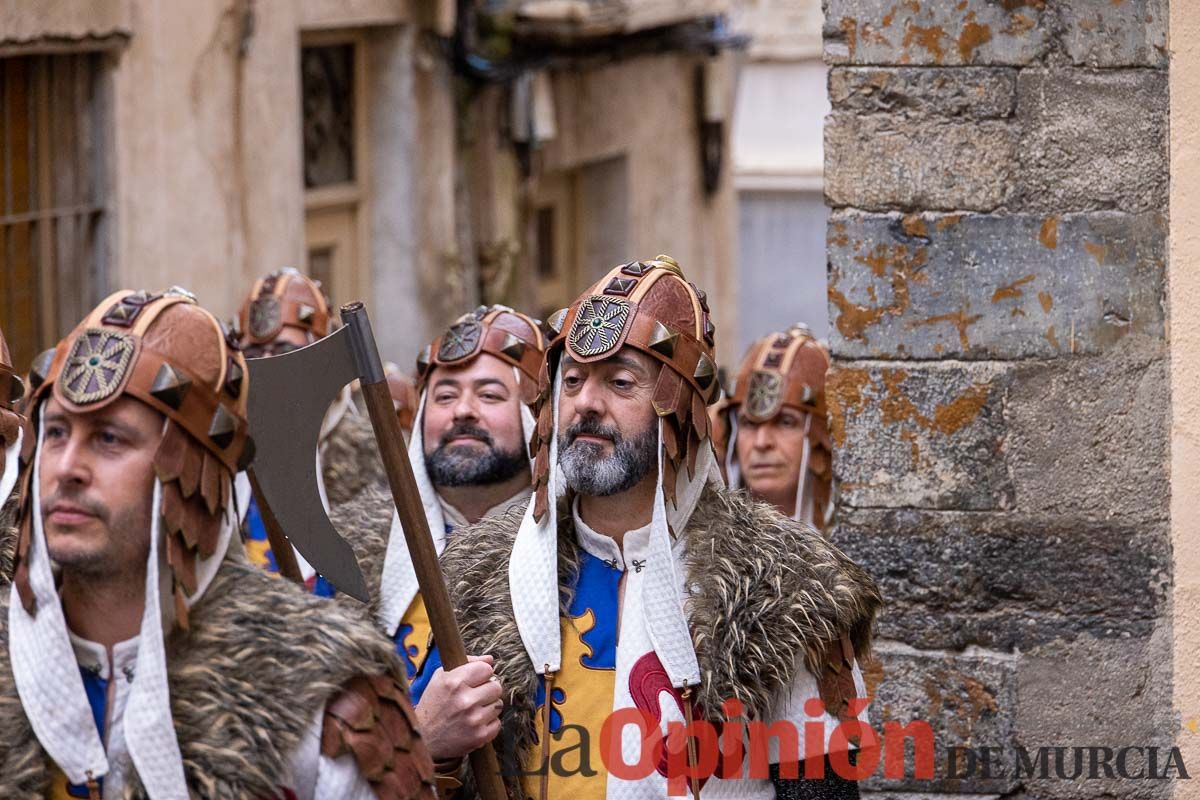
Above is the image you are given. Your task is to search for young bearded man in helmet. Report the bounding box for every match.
[439,258,881,798]
[0,326,25,584]
[713,324,835,532]
[0,289,433,799]
[336,304,547,775]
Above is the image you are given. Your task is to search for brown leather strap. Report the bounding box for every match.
[540,668,556,800]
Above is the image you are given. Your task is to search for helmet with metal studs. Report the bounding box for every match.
[533,255,718,519]
[722,323,833,529]
[415,304,547,406]
[18,289,252,625]
[237,267,332,348]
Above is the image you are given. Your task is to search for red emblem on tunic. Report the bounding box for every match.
[628,652,717,788]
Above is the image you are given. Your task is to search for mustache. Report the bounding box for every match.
[40,490,110,523]
[564,418,623,447]
[437,422,495,449]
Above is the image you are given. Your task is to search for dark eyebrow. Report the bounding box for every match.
[473,378,509,391]
[607,353,650,376]
[44,409,141,439]
[432,377,462,390]
[97,417,143,439]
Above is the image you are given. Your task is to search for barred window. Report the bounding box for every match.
[0,52,110,368]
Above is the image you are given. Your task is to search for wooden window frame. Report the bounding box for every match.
[301,29,372,310]
[0,51,111,368]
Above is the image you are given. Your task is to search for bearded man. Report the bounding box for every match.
[0,289,433,799]
[0,327,25,583]
[714,324,834,531]
[440,258,881,798]
[336,305,546,778]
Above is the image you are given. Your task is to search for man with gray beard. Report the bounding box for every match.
[557,416,656,497]
[336,305,548,788]
[439,257,881,799]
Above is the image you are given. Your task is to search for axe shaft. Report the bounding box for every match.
[246,469,306,586]
[345,305,508,800]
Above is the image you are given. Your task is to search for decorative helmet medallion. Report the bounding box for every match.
[745,370,784,422]
[247,297,282,340]
[437,320,483,362]
[567,296,632,359]
[59,329,136,405]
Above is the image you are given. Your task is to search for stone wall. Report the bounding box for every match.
[821,2,1172,797]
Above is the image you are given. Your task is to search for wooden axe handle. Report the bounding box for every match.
[246,468,306,586]
[358,377,509,800]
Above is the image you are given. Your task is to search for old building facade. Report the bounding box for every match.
[0,0,740,371]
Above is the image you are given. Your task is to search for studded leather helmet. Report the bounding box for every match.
[237,267,331,353]
[532,255,718,519]
[415,305,547,406]
[16,289,252,624]
[385,365,420,434]
[0,330,23,450]
[723,324,833,528]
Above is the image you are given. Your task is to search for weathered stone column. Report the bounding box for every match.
[822,2,1171,796]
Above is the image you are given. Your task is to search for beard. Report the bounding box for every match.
[558,417,657,497]
[41,488,151,578]
[425,422,528,488]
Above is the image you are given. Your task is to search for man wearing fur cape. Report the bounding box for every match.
[0,289,434,799]
[438,257,882,799]
[335,305,548,779]
[0,324,24,584]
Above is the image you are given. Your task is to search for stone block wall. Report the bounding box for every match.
[821,2,1172,797]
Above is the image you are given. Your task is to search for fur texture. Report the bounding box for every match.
[440,485,882,778]
[331,482,396,615]
[323,411,389,508]
[0,546,419,799]
[0,493,15,587]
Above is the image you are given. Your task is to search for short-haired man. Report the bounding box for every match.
[339,305,546,774]
[716,324,834,531]
[0,326,25,583]
[442,258,881,798]
[0,289,433,798]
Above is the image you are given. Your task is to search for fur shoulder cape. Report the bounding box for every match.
[322,411,389,508]
[0,548,423,799]
[331,482,397,619]
[441,485,882,770]
[0,494,15,587]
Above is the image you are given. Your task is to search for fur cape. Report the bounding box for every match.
[331,482,398,617]
[441,485,882,779]
[0,494,15,587]
[0,546,428,799]
[322,411,389,509]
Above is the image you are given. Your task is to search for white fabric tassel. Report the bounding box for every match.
[509,370,564,676]
[794,413,812,524]
[0,426,20,506]
[124,482,189,798]
[9,419,109,786]
[641,419,702,688]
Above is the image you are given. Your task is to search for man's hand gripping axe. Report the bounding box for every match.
[247,302,508,800]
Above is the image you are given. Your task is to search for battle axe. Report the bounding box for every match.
[247,302,508,800]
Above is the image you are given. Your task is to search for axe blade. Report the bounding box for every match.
[246,327,369,601]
